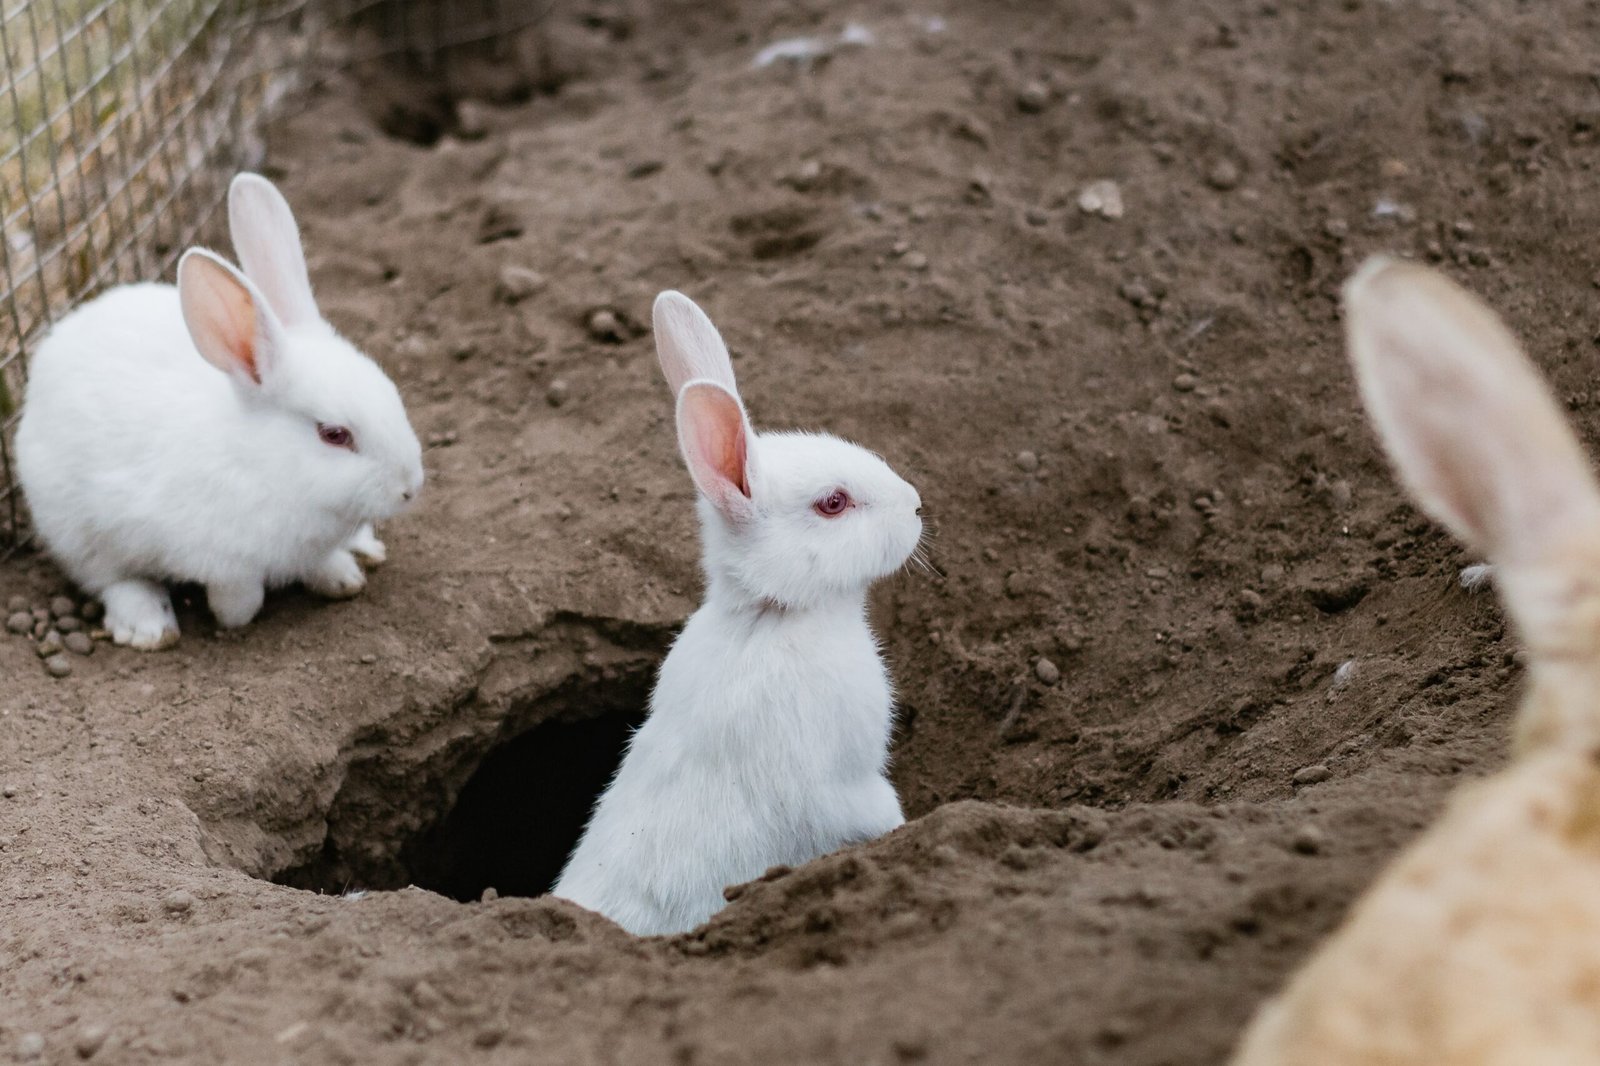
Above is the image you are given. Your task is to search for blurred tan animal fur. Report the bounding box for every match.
[1233,257,1600,1065]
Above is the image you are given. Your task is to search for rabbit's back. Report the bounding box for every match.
[17,283,243,589]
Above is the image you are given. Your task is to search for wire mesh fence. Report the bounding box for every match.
[0,0,543,555]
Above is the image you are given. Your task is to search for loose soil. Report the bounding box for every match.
[3,1,1594,1063]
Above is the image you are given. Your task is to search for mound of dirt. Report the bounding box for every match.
[2,0,1589,1062]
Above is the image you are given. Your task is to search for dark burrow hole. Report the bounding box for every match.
[409,707,646,900]
[275,646,660,903]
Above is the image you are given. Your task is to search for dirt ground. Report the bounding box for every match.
[3,0,1597,1062]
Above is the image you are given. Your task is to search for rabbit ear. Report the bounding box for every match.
[228,173,319,329]
[177,249,284,388]
[654,291,739,398]
[1344,257,1600,567]
[677,380,756,522]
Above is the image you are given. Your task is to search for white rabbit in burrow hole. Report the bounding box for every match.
[553,291,926,935]
[15,172,424,650]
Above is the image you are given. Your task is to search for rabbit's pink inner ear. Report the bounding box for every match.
[678,382,753,517]
[179,253,265,385]
[654,291,739,398]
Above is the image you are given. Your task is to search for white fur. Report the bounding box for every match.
[552,291,922,935]
[1459,562,1494,591]
[14,174,423,649]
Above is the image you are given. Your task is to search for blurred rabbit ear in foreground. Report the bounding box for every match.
[1233,258,1600,1066]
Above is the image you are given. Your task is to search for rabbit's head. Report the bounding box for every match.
[175,174,424,527]
[653,291,922,611]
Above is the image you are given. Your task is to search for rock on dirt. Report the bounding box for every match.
[586,309,627,343]
[1206,159,1242,190]
[1015,80,1051,113]
[1291,825,1328,855]
[73,1025,108,1059]
[1292,764,1333,786]
[1077,179,1124,219]
[496,265,547,303]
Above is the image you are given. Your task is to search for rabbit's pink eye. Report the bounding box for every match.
[318,423,355,450]
[814,490,851,517]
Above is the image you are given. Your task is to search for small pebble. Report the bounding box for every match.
[1077,179,1124,219]
[1291,825,1326,855]
[1,784,14,797]
[1015,450,1040,473]
[31,606,48,622]
[1004,571,1036,598]
[64,632,94,657]
[1206,159,1241,190]
[1119,281,1153,307]
[1016,79,1051,113]
[163,889,195,915]
[49,596,75,618]
[902,251,929,271]
[480,886,499,902]
[56,616,82,633]
[80,600,103,622]
[5,611,31,635]
[546,380,570,408]
[1024,206,1048,226]
[74,1024,108,1059]
[496,265,547,304]
[1172,373,1198,393]
[17,1033,44,1061]
[1034,657,1061,685]
[782,159,823,190]
[36,631,63,658]
[586,309,626,343]
[45,654,72,678]
[5,594,25,613]
[454,99,490,139]
[358,653,377,665]
[1292,764,1332,786]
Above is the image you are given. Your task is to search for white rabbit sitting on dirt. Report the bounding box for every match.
[14,173,423,650]
[1233,258,1600,1064]
[552,291,924,936]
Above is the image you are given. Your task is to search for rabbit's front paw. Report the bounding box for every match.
[304,550,367,599]
[103,579,179,650]
[346,522,387,568]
